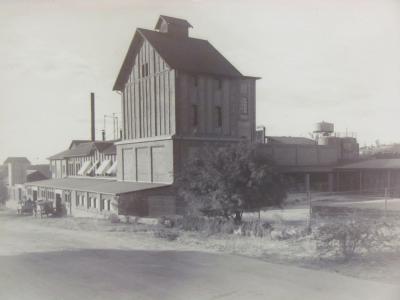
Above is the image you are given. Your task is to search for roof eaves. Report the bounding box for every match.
[113,30,143,92]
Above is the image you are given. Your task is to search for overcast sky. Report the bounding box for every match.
[1,0,400,164]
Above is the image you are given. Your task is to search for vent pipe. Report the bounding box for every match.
[91,92,95,141]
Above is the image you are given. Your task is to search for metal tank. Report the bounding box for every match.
[313,121,334,135]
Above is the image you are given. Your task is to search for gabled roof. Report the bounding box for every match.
[113,25,257,91]
[69,140,91,150]
[155,15,192,30]
[103,144,117,155]
[28,164,51,179]
[3,157,31,165]
[48,141,116,160]
[266,136,316,145]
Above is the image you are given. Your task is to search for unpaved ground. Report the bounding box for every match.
[1,209,400,300]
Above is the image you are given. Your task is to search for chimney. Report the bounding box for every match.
[91,92,95,141]
[102,129,105,141]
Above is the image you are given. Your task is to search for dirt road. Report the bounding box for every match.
[0,210,399,300]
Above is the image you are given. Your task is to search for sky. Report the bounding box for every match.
[1,0,400,164]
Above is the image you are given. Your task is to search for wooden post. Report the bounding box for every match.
[384,187,388,218]
[305,173,312,233]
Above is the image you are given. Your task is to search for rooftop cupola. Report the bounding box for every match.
[155,15,193,38]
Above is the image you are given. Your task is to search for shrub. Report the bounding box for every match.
[109,214,120,224]
[315,218,395,261]
[153,228,180,241]
[239,220,273,237]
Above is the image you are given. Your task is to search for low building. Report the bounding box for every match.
[48,140,117,178]
[3,157,50,203]
[256,122,359,192]
[334,158,400,193]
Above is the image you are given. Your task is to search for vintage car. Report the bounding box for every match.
[17,200,34,215]
[36,200,55,218]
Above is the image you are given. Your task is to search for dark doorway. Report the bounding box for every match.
[33,190,37,202]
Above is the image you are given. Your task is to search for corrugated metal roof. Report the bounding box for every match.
[25,177,170,195]
[113,25,256,91]
[335,159,400,170]
[266,136,316,145]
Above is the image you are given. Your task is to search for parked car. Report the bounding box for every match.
[37,200,55,218]
[17,200,34,215]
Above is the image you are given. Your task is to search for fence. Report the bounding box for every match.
[299,187,400,231]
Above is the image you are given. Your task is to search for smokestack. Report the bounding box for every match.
[102,130,105,141]
[91,92,95,141]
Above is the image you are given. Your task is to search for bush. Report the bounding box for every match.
[153,228,180,241]
[315,218,395,261]
[109,214,120,224]
[175,215,235,235]
[238,220,273,237]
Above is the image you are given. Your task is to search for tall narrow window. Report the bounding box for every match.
[215,106,222,128]
[240,97,249,115]
[141,63,149,77]
[192,104,198,127]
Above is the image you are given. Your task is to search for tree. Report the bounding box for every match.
[176,142,286,223]
[0,180,8,206]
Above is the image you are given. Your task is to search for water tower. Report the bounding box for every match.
[313,121,334,137]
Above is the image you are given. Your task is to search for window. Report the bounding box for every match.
[194,75,198,87]
[107,200,111,211]
[76,196,80,207]
[81,195,85,206]
[240,97,249,115]
[192,104,198,127]
[215,106,222,128]
[88,197,92,208]
[93,198,97,209]
[100,199,104,211]
[141,63,149,77]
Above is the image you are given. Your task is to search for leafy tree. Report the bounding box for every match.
[176,142,286,223]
